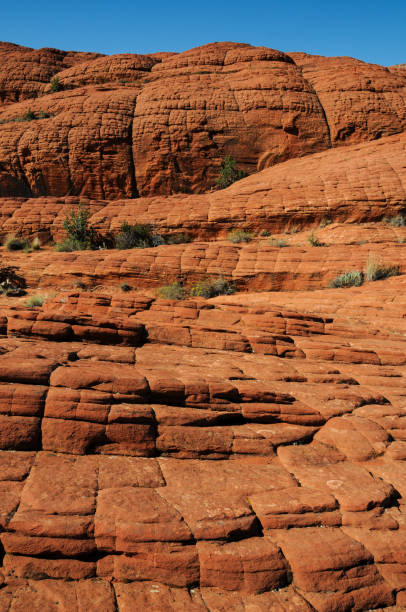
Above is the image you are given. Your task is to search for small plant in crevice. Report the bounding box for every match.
[227,229,253,244]
[189,276,236,299]
[216,155,247,190]
[0,266,26,296]
[156,282,185,300]
[329,270,364,288]
[120,283,131,292]
[319,216,332,228]
[383,214,406,227]
[365,254,400,282]
[50,76,62,93]
[25,294,44,308]
[285,225,300,235]
[307,231,324,247]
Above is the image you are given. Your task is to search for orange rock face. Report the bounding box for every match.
[0,38,405,611]
[1,41,406,198]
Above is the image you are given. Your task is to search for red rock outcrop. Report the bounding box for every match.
[0,37,406,612]
[1,41,406,199]
[0,274,405,609]
[0,42,102,106]
[0,131,405,237]
[290,52,406,144]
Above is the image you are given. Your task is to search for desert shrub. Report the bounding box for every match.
[31,237,41,250]
[216,156,247,189]
[56,239,75,252]
[4,236,27,251]
[285,225,300,235]
[114,222,161,249]
[189,276,236,298]
[0,266,26,296]
[156,282,185,300]
[365,255,400,281]
[227,230,253,243]
[269,237,288,247]
[24,108,35,121]
[164,233,191,245]
[120,283,131,292]
[307,231,323,247]
[25,294,44,308]
[60,204,96,251]
[259,230,270,237]
[329,270,364,288]
[50,76,61,93]
[389,215,406,227]
[319,217,332,228]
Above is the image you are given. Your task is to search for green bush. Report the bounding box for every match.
[365,255,400,281]
[4,236,27,251]
[216,156,247,189]
[50,76,62,93]
[329,270,364,288]
[156,282,185,300]
[307,231,323,247]
[114,222,162,249]
[120,283,131,292]
[190,276,236,298]
[24,108,35,121]
[60,204,96,251]
[25,294,44,308]
[227,230,253,243]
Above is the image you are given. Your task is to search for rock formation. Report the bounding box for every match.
[0,39,405,611]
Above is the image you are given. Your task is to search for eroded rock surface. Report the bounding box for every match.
[0,275,405,609]
[0,41,406,198]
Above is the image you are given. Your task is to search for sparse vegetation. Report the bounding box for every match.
[0,266,26,296]
[189,276,236,298]
[269,237,288,247]
[56,204,97,251]
[307,231,324,247]
[4,236,27,251]
[164,233,191,245]
[259,230,270,237]
[25,294,44,308]
[31,237,41,250]
[216,156,247,189]
[365,254,400,281]
[115,222,164,249]
[0,109,53,125]
[329,270,364,288]
[156,282,185,300]
[319,216,332,228]
[383,214,406,227]
[227,229,253,243]
[50,76,62,93]
[120,283,131,292]
[285,225,300,235]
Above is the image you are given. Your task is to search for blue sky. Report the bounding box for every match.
[2,0,405,66]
